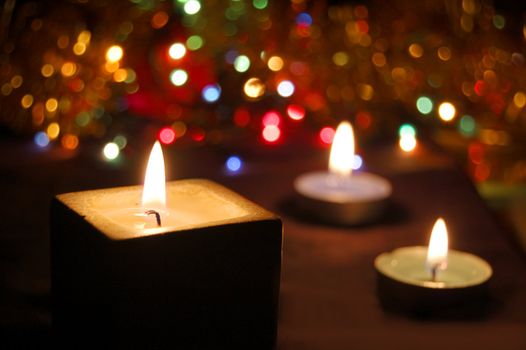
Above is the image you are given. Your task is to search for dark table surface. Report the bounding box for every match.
[1,135,525,349]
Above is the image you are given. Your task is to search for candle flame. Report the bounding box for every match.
[426,217,448,270]
[142,141,166,209]
[329,121,355,177]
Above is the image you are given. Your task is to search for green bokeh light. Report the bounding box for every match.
[399,123,416,138]
[234,55,250,73]
[416,96,433,115]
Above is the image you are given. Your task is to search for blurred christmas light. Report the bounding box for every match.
[262,125,281,143]
[513,92,526,108]
[46,98,58,113]
[234,55,250,72]
[41,64,54,77]
[106,45,123,63]
[234,108,250,127]
[47,122,60,139]
[202,84,221,102]
[243,77,265,99]
[262,111,281,126]
[61,134,79,150]
[184,0,201,15]
[459,115,476,137]
[296,13,313,26]
[287,104,305,120]
[113,135,127,149]
[438,102,456,121]
[399,123,416,138]
[319,126,335,145]
[253,0,268,10]
[399,135,417,152]
[277,80,295,97]
[353,155,363,170]
[186,35,203,50]
[416,96,433,114]
[172,121,187,137]
[21,94,33,109]
[34,132,49,148]
[159,127,176,145]
[267,56,284,71]
[168,43,186,59]
[225,155,243,172]
[103,142,120,160]
[170,69,188,86]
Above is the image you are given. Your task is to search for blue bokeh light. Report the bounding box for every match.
[296,12,313,26]
[202,84,222,103]
[226,155,243,172]
[352,155,363,170]
[34,132,49,148]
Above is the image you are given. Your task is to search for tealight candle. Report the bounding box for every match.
[374,218,492,311]
[51,142,282,348]
[294,121,392,225]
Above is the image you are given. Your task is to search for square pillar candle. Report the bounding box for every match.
[50,142,282,349]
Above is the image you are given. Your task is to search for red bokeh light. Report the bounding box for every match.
[474,80,486,96]
[234,107,250,127]
[355,111,372,129]
[262,125,281,143]
[158,127,176,145]
[319,126,335,145]
[262,111,281,126]
[287,104,305,121]
[190,127,205,142]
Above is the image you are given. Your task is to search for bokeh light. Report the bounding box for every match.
[234,55,251,72]
[186,35,204,50]
[158,127,176,145]
[103,142,120,160]
[262,111,281,126]
[168,43,186,59]
[62,134,79,150]
[113,135,127,149]
[184,0,201,15]
[267,56,284,71]
[170,69,188,86]
[277,80,295,97]
[262,125,281,143]
[438,102,456,121]
[353,155,363,170]
[319,126,335,145]
[243,77,265,99]
[34,132,49,148]
[106,45,123,63]
[287,104,305,121]
[399,135,417,152]
[459,115,476,137]
[296,13,313,26]
[398,123,416,138]
[416,96,433,114]
[202,84,221,102]
[47,122,60,139]
[225,155,243,172]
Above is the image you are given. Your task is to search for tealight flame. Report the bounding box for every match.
[329,121,355,177]
[426,218,449,271]
[142,141,166,209]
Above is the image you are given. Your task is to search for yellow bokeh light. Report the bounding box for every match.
[438,102,456,121]
[73,42,87,55]
[358,84,374,101]
[267,56,284,71]
[437,47,452,61]
[106,45,123,63]
[41,64,54,77]
[21,94,34,109]
[514,92,526,108]
[104,61,120,73]
[11,75,23,88]
[61,62,77,77]
[332,52,349,66]
[46,98,58,113]
[1,83,12,96]
[243,77,266,99]
[78,30,91,44]
[408,43,424,58]
[47,122,60,139]
[113,68,128,82]
[372,52,386,67]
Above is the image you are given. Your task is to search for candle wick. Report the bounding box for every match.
[430,264,439,282]
[145,210,162,227]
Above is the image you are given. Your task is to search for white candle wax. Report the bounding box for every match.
[375,246,492,289]
[59,180,255,239]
